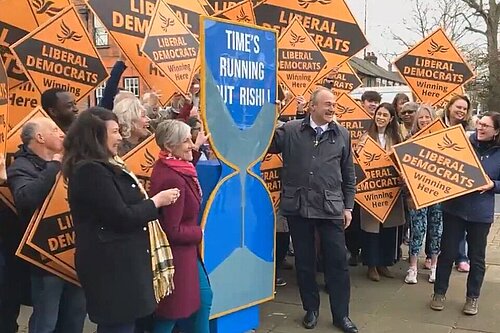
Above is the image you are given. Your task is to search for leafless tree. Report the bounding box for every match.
[459,0,500,111]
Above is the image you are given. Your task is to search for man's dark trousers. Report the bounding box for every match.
[287,216,350,320]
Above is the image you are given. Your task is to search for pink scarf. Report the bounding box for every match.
[158,151,202,197]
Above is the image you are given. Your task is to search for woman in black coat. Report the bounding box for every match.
[62,107,179,333]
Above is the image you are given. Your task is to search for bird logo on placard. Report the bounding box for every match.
[263,153,273,162]
[160,13,175,33]
[437,134,464,151]
[31,0,64,17]
[363,151,381,167]
[335,105,354,119]
[298,0,331,9]
[427,39,449,56]
[140,149,156,173]
[57,21,83,44]
[236,8,251,23]
[290,31,306,47]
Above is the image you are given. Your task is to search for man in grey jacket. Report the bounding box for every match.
[8,118,86,333]
[268,87,357,333]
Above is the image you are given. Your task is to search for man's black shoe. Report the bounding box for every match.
[302,310,319,329]
[334,317,359,333]
[348,253,359,267]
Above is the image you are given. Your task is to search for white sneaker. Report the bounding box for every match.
[405,267,418,284]
[429,267,436,283]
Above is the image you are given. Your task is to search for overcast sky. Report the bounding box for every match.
[344,0,487,68]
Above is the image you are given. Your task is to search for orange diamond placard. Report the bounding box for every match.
[10,5,109,102]
[141,0,200,95]
[278,17,327,98]
[0,106,50,211]
[355,136,401,223]
[393,125,489,210]
[260,153,283,209]
[255,0,368,80]
[328,62,361,98]
[394,28,475,107]
[0,0,71,90]
[334,93,372,148]
[214,0,257,25]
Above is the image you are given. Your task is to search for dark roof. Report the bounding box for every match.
[348,57,405,84]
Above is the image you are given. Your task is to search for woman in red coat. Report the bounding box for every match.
[150,119,212,333]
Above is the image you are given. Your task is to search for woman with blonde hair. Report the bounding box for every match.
[404,104,443,284]
[113,97,151,156]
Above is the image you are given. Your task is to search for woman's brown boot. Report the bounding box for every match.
[377,266,395,278]
[367,267,380,281]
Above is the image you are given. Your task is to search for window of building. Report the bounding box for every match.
[376,78,381,87]
[94,16,108,47]
[123,77,140,96]
[95,83,106,105]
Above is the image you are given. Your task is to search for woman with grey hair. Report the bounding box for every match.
[113,97,151,156]
[150,120,212,333]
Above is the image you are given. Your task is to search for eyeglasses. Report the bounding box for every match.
[400,111,415,115]
[476,122,495,129]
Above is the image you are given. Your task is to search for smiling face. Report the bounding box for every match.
[448,98,469,125]
[169,135,195,162]
[310,89,336,125]
[476,116,499,142]
[132,106,150,138]
[374,107,393,132]
[363,99,380,116]
[417,109,432,130]
[105,120,122,156]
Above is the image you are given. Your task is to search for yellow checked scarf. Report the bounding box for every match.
[111,156,175,302]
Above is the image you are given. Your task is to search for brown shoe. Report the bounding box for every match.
[367,267,380,281]
[377,266,395,278]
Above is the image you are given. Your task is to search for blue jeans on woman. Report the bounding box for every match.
[154,260,212,333]
[29,274,86,333]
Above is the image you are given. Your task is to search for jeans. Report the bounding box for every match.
[408,204,442,257]
[434,212,491,298]
[287,216,350,320]
[29,274,86,333]
[154,260,212,333]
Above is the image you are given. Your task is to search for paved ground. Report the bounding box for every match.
[18,215,500,333]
